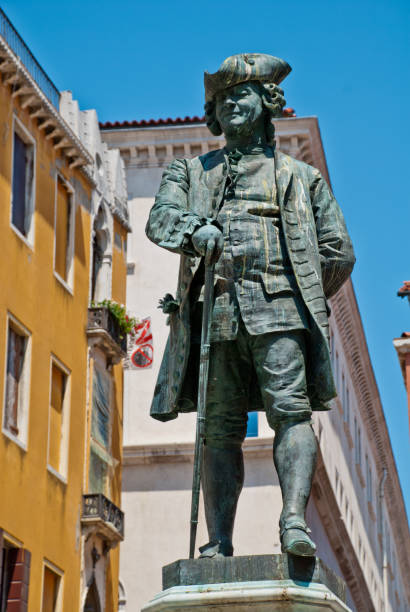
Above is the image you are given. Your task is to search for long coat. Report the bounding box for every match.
[146,148,355,421]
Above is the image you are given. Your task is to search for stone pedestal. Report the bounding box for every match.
[142,554,351,611]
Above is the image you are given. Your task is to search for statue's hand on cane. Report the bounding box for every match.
[192,225,224,265]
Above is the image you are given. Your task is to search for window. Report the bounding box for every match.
[0,541,31,612]
[3,316,31,445]
[47,359,70,478]
[84,579,101,611]
[91,205,109,303]
[344,384,350,423]
[341,374,350,423]
[0,546,15,610]
[11,118,35,242]
[54,176,74,286]
[335,352,340,391]
[246,412,258,438]
[91,233,103,302]
[366,455,373,503]
[42,564,62,612]
[91,367,111,449]
[89,366,113,495]
[354,418,362,465]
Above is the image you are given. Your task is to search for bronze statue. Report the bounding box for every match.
[146,53,355,558]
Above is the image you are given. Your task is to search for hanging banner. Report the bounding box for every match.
[127,317,154,369]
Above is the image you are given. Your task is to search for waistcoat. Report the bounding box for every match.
[196,146,309,342]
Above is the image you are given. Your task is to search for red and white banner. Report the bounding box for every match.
[127,317,153,369]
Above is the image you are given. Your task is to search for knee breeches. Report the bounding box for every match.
[204,321,311,449]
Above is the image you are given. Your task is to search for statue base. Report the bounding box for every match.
[141,554,351,611]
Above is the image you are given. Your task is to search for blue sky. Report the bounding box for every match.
[3,0,409,517]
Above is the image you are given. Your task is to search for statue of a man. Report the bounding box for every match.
[146,53,355,558]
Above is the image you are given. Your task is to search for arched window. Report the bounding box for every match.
[84,579,101,612]
[91,205,109,302]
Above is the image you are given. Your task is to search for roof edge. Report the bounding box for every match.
[99,108,296,130]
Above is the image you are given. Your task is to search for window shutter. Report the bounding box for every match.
[91,369,110,450]
[0,529,4,599]
[5,548,31,611]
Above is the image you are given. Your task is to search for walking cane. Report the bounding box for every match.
[189,262,215,559]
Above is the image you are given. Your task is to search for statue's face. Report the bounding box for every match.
[215,81,264,137]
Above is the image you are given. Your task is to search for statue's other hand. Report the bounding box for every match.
[192,225,224,265]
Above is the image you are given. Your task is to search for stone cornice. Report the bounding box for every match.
[0,36,93,170]
[123,436,274,465]
[330,279,410,602]
[393,337,410,388]
[392,337,410,353]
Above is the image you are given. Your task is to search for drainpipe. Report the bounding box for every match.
[379,468,388,611]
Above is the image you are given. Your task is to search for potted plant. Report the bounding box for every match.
[88,299,138,354]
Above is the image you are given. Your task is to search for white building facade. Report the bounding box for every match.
[101,116,410,612]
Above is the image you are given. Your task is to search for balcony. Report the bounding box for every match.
[0,8,91,170]
[0,8,59,108]
[86,307,127,364]
[81,494,124,546]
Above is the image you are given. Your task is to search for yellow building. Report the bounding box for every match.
[0,8,129,611]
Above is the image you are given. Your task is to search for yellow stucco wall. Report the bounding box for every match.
[0,84,92,609]
[0,77,126,610]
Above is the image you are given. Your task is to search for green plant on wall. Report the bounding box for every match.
[91,299,138,338]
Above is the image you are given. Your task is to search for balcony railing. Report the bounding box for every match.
[0,8,60,108]
[87,307,127,363]
[82,494,124,542]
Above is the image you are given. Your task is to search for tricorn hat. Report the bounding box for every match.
[204,53,291,102]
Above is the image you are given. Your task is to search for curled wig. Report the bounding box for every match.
[204,82,286,145]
